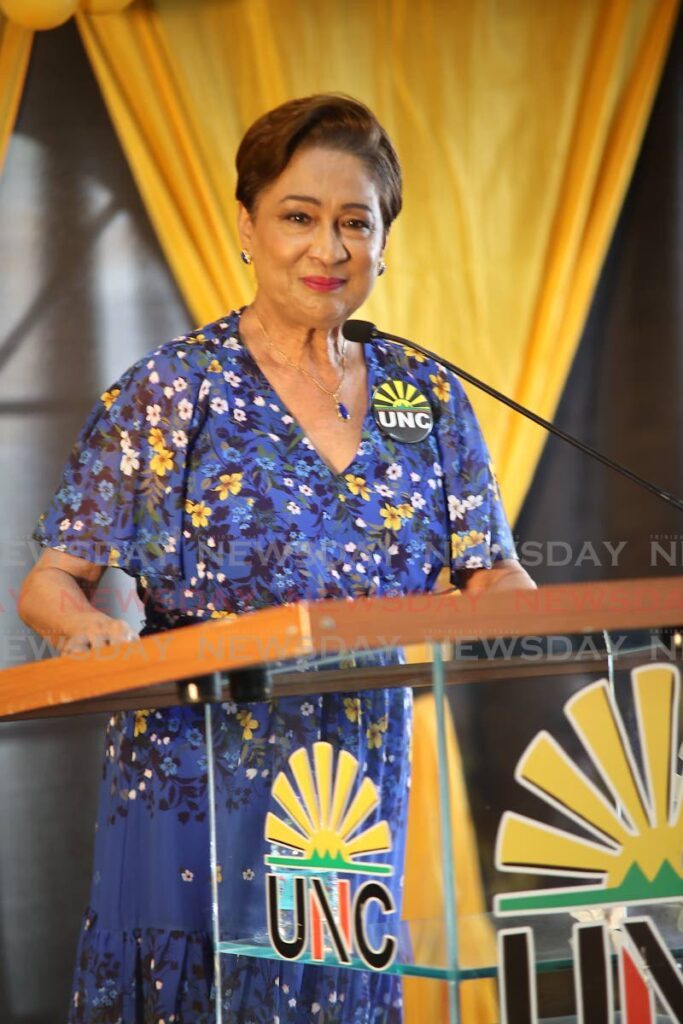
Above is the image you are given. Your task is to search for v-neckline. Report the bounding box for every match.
[232,310,377,480]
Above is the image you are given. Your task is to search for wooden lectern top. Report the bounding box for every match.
[1,576,682,721]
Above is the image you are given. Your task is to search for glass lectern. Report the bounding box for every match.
[2,577,683,1022]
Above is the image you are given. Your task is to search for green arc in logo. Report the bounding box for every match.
[265,852,392,876]
[496,859,683,915]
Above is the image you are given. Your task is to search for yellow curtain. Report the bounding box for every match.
[0,15,33,175]
[75,0,678,519]
[402,694,498,1021]
[496,0,680,515]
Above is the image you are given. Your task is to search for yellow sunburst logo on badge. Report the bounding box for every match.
[495,664,683,914]
[264,742,392,875]
[372,380,430,411]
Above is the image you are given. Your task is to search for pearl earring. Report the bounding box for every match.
[241,249,252,265]
[378,260,387,276]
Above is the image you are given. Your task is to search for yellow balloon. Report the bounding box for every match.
[80,0,133,11]
[0,0,78,29]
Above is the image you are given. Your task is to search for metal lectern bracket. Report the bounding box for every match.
[176,672,224,704]
[176,668,272,705]
[226,667,272,702]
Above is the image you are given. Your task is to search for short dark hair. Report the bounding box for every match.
[236,94,402,231]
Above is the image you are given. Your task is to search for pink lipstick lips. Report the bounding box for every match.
[302,276,346,292]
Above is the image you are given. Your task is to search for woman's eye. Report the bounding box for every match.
[285,212,311,225]
[343,219,371,232]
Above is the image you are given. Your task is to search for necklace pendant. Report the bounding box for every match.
[337,401,351,422]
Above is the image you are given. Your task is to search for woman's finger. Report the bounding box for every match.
[61,620,138,654]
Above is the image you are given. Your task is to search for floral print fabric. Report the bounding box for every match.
[33,309,516,1023]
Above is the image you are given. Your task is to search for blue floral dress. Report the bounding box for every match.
[33,308,515,1023]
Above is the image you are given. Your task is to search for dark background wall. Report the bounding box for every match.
[0,15,680,1023]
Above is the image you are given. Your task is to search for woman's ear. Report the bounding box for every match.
[237,202,254,251]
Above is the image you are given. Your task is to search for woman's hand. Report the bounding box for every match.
[59,615,140,655]
[462,558,536,594]
[18,549,141,657]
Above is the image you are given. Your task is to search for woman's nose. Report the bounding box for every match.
[308,222,348,264]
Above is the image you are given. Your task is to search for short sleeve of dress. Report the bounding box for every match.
[32,340,210,581]
[431,363,517,586]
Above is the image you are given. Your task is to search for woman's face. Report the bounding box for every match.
[238,146,386,331]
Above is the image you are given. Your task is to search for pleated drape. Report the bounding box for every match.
[75,0,678,519]
[0,15,33,175]
[496,0,681,513]
[75,6,241,320]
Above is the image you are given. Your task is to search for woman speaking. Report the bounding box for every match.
[19,94,531,1023]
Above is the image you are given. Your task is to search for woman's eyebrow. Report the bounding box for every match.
[279,194,321,205]
[279,194,373,212]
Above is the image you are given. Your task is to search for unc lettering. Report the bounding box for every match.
[309,878,352,963]
[353,881,397,971]
[498,919,683,1023]
[378,409,431,429]
[266,875,397,970]
[266,873,307,960]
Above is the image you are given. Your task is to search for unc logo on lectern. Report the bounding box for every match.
[264,742,397,970]
[494,664,683,1022]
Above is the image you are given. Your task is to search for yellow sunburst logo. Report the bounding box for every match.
[264,742,392,876]
[495,664,683,914]
[372,380,430,411]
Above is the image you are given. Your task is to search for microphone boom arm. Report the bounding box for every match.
[344,319,683,514]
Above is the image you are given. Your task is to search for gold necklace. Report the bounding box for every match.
[252,309,351,422]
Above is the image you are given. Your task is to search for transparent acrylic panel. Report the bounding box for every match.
[206,628,683,1020]
[443,627,683,1014]
[210,643,445,988]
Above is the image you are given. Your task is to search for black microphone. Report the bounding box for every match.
[343,318,683,514]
